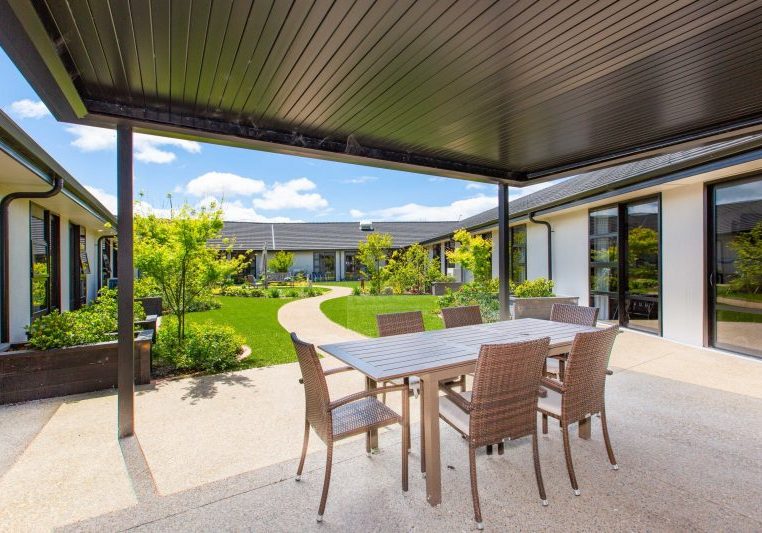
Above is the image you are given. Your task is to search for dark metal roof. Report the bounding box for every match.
[423,133,762,240]
[0,110,117,226]
[212,220,457,251]
[3,1,762,183]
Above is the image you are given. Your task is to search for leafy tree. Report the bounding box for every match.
[446,228,493,285]
[357,232,393,294]
[134,203,246,343]
[383,243,443,294]
[729,220,762,294]
[627,227,659,293]
[269,250,294,273]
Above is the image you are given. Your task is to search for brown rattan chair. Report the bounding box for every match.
[441,304,483,328]
[546,303,599,380]
[538,326,619,496]
[376,311,425,470]
[291,333,409,522]
[439,338,551,529]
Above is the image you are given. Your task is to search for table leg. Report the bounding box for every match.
[366,377,379,452]
[420,373,442,506]
[578,416,591,440]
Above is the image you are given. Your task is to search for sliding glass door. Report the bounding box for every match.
[589,197,661,334]
[710,177,762,358]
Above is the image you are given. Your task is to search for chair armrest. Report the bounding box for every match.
[323,365,354,377]
[606,368,613,376]
[540,376,566,393]
[442,386,472,412]
[328,383,408,410]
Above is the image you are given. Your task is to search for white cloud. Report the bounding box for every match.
[465,182,491,190]
[185,172,265,197]
[349,209,365,219]
[85,186,117,214]
[6,99,51,119]
[66,125,201,164]
[342,175,378,184]
[197,196,299,222]
[368,194,499,221]
[252,177,328,211]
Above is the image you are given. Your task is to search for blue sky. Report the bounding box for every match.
[0,48,552,222]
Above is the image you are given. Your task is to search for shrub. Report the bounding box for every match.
[186,295,222,312]
[512,278,554,298]
[304,286,320,297]
[268,288,281,298]
[286,289,299,298]
[155,319,243,373]
[438,282,499,323]
[269,250,294,273]
[381,286,394,296]
[352,286,362,296]
[251,288,265,298]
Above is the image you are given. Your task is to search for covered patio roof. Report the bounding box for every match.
[2,0,762,183]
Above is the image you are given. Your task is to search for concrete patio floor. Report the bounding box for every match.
[1,329,761,532]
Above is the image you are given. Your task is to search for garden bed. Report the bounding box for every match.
[0,330,153,405]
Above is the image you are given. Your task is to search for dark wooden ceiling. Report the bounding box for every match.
[3,0,762,182]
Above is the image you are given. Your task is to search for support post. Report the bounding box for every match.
[498,183,511,320]
[117,125,134,439]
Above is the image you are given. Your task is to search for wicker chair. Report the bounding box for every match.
[546,303,599,380]
[439,338,551,529]
[376,311,425,470]
[441,305,483,328]
[538,326,619,495]
[291,333,410,522]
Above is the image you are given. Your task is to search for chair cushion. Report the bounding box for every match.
[537,387,562,417]
[439,391,472,436]
[332,397,401,439]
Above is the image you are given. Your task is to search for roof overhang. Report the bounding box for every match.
[3,0,762,184]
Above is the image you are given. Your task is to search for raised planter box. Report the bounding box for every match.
[431,281,464,296]
[0,330,153,405]
[510,296,579,320]
[137,296,163,317]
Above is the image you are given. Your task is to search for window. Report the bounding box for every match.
[70,224,89,310]
[343,252,363,280]
[313,252,336,281]
[589,198,660,334]
[30,204,60,319]
[510,225,527,283]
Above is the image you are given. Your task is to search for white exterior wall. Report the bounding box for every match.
[8,201,31,343]
[526,223,550,280]
[546,210,589,302]
[661,182,705,345]
[491,230,499,279]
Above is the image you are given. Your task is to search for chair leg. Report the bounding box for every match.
[486,444,493,455]
[296,419,310,481]
[531,431,548,505]
[600,406,618,470]
[402,391,409,491]
[469,446,483,530]
[561,425,580,495]
[382,380,388,404]
[558,360,565,382]
[460,374,467,392]
[497,442,504,455]
[542,414,548,434]
[317,442,333,522]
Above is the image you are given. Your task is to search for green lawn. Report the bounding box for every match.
[185,296,295,368]
[314,280,360,288]
[320,295,443,337]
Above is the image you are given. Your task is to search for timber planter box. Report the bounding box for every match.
[510,296,579,320]
[137,296,163,317]
[431,281,464,296]
[0,330,153,405]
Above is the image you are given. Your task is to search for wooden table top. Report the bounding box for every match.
[318,318,597,381]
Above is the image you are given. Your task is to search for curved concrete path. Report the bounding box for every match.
[277,285,366,348]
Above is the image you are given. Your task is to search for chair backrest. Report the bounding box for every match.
[441,305,482,328]
[562,326,619,422]
[469,337,550,445]
[376,311,425,337]
[550,303,599,327]
[290,333,332,440]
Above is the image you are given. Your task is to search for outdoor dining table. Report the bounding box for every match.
[318,317,599,506]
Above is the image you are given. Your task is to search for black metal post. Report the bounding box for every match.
[117,124,134,439]
[498,183,511,320]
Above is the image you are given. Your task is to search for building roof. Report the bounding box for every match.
[3,1,762,183]
[213,220,458,252]
[424,133,762,241]
[0,110,116,226]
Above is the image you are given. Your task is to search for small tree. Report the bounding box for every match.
[729,220,762,294]
[383,243,443,294]
[357,232,393,294]
[446,228,493,284]
[269,250,294,273]
[134,204,246,343]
